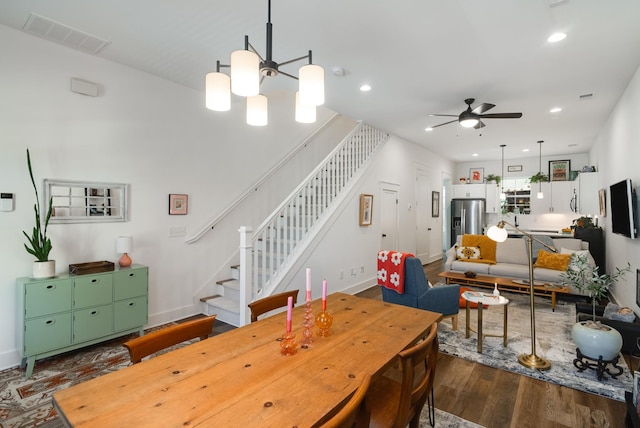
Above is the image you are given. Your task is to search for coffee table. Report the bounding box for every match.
[439,271,570,311]
[462,291,509,353]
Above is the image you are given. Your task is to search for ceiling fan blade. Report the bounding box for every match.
[472,103,495,114]
[479,112,523,119]
[430,119,457,129]
[428,114,458,118]
[474,120,486,129]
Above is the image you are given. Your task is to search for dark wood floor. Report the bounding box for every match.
[356,259,629,428]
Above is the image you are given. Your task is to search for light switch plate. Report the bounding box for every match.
[1,193,14,211]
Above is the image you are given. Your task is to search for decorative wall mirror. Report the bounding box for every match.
[44,179,129,223]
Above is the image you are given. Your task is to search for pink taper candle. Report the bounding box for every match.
[322,279,327,311]
[306,267,312,302]
[286,296,293,333]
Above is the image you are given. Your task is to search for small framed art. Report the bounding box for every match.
[359,194,373,226]
[469,168,484,183]
[432,191,440,217]
[508,165,523,172]
[636,269,640,309]
[169,194,188,215]
[549,160,571,181]
[599,188,607,217]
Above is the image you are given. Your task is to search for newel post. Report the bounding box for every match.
[238,226,253,326]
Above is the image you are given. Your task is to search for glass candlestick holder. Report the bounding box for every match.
[300,301,314,347]
[315,310,333,337]
[280,332,298,356]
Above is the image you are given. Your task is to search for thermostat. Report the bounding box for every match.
[1,193,14,211]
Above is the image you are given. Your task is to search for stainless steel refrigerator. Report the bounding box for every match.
[450,198,486,246]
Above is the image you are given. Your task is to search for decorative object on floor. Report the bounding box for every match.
[359,194,373,226]
[116,236,133,267]
[168,193,188,215]
[205,0,324,125]
[572,325,624,380]
[437,289,633,402]
[487,220,556,370]
[462,291,509,353]
[23,149,55,278]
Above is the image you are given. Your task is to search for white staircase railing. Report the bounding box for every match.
[237,122,389,324]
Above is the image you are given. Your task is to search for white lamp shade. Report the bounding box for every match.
[537,191,544,199]
[295,91,316,123]
[231,49,260,97]
[246,95,268,126]
[116,236,133,253]
[486,225,508,243]
[205,72,230,111]
[298,64,324,106]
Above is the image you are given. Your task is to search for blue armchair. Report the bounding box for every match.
[381,257,460,330]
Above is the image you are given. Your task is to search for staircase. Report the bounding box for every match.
[202,122,389,326]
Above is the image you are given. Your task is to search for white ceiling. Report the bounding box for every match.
[2,0,640,162]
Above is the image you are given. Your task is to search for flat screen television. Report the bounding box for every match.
[609,178,637,239]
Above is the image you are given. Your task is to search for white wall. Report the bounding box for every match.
[590,64,640,309]
[0,25,455,370]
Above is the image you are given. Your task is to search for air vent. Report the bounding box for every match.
[23,12,110,55]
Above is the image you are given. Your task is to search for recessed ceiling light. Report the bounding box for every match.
[472,153,479,157]
[547,32,567,43]
[425,127,433,132]
[550,107,562,113]
[360,84,371,92]
[522,148,530,152]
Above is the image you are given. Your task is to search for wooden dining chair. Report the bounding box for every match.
[321,373,371,428]
[123,315,216,364]
[248,289,299,322]
[368,323,439,428]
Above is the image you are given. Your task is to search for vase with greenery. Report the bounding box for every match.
[570,216,600,230]
[485,174,501,184]
[23,149,54,276]
[528,172,549,183]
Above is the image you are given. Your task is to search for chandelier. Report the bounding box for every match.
[205,0,324,126]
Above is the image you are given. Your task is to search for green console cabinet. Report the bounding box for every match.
[17,264,148,377]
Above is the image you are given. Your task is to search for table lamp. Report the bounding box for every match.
[486,221,556,370]
[116,236,133,267]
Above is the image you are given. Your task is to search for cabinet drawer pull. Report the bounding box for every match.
[45,319,56,325]
[90,310,99,316]
[91,278,100,284]
[128,302,136,307]
[46,284,56,290]
[128,273,135,277]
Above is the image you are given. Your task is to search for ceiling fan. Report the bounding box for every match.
[429,98,522,129]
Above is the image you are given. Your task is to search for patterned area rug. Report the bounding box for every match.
[438,288,633,402]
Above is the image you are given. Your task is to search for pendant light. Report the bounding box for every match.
[500,144,506,200]
[537,140,544,199]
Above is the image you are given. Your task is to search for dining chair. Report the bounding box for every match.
[321,373,371,428]
[123,315,216,364]
[368,322,439,428]
[248,289,300,322]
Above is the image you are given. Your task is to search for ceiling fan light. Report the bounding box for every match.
[205,72,230,111]
[246,94,267,126]
[460,118,479,128]
[295,91,316,123]
[298,64,324,106]
[231,49,260,97]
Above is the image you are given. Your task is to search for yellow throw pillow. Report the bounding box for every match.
[534,250,572,271]
[461,234,497,264]
[456,246,480,260]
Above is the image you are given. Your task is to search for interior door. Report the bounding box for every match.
[379,183,399,250]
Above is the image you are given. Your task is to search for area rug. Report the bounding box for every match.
[437,288,633,402]
[0,323,482,428]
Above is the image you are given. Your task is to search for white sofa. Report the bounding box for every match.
[444,236,592,295]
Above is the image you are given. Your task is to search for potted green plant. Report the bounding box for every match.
[485,174,501,184]
[23,149,55,278]
[560,254,631,360]
[528,172,549,183]
[570,216,599,230]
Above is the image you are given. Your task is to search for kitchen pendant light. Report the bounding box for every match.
[205,0,324,126]
[537,140,544,199]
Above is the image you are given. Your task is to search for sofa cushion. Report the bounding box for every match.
[495,238,528,265]
[552,238,583,251]
[533,267,566,283]
[489,263,530,278]
[450,260,490,274]
[456,246,480,260]
[534,250,571,271]
[461,234,497,264]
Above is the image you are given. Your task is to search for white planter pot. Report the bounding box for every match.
[571,321,622,361]
[32,260,56,279]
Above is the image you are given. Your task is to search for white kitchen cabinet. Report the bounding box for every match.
[452,184,485,199]
[485,184,501,213]
[578,172,599,215]
[530,181,578,214]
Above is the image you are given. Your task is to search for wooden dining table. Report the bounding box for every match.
[52,292,441,427]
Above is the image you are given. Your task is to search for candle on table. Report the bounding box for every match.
[306,267,312,302]
[286,296,293,333]
[322,279,327,311]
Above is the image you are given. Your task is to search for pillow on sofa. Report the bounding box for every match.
[461,234,497,264]
[560,247,596,269]
[456,246,480,260]
[533,250,571,271]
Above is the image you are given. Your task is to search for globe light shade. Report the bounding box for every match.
[295,91,316,123]
[205,72,230,111]
[247,94,268,126]
[298,64,324,106]
[231,49,260,97]
[486,225,508,243]
[459,118,479,128]
[537,191,544,199]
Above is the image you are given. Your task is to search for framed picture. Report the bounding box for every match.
[549,160,571,181]
[507,165,523,172]
[169,194,188,215]
[432,191,440,217]
[469,168,484,183]
[636,269,640,309]
[359,194,373,226]
[599,188,607,217]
